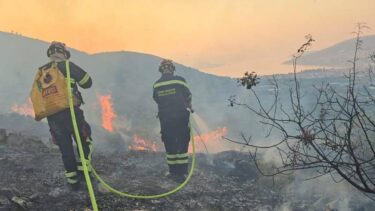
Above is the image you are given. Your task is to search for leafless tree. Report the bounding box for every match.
[227,23,375,194]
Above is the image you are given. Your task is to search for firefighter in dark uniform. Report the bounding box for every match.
[41,42,93,190]
[153,59,193,182]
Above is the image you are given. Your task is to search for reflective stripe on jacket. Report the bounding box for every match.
[153,74,192,118]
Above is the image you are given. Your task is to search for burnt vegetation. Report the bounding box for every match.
[0,130,285,210]
[227,23,375,195]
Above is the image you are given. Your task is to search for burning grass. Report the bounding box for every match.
[10,98,34,117]
[98,94,117,132]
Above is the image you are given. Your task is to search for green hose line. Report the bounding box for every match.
[66,58,196,207]
[66,61,99,211]
[90,125,196,199]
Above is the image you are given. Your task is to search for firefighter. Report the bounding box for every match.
[153,59,193,182]
[41,41,93,191]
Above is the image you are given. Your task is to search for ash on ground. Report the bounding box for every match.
[0,130,372,211]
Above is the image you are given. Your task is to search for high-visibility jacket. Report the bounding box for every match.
[153,73,192,118]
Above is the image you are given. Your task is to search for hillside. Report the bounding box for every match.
[283,34,375,68]
[2,31,375,151]
[2,32,375,210]
[0,31,244,148]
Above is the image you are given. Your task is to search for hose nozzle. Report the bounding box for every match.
[187,107,194,113]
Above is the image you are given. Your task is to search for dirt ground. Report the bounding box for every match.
[0,133,285,211]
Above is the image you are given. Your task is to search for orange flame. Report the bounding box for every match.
[129,134,158,152]
[99,95,116,132]
[11,98,35,117]
[189,127,228,153]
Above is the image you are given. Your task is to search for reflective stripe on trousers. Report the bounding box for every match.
[166,153,189,165]
[77,139,93,172]
[65,171,79,184]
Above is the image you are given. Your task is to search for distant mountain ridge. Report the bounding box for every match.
[284,34,375,68]
[0,31,241,140]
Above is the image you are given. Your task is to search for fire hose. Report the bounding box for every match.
[65,61,196,211]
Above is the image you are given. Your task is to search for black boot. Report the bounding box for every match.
[69,181,81,191]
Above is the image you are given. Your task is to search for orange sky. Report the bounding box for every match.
[0,0,374,76]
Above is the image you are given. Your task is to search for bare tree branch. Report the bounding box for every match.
[228,23,375,194]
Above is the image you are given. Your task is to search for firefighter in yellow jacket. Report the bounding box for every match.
[36,42,93,191]
[153,59,193,182]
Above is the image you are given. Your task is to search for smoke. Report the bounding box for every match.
[192,113,210,132]
[222,72,375,210]
[0,113,49,138]
[274,202,292,211]
[0,31,245,155]
[281,172,375,210]
[191,112,237,153]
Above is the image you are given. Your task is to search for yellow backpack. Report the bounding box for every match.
[30,61,80,121]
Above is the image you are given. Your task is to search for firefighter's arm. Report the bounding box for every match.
[187,94,192,109]
[69,62,92,89]
[180,77,193,111]
[153,86,158,103]
[186,92,193,112]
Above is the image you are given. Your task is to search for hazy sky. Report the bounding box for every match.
[0,0,374,76]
